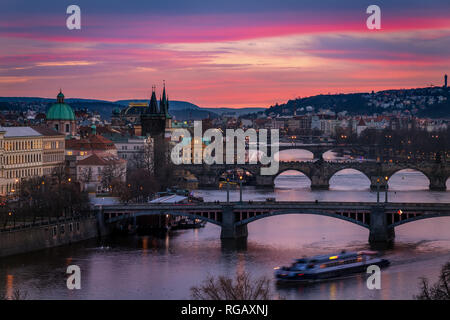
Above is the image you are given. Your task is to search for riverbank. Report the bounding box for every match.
[0,214,106,258]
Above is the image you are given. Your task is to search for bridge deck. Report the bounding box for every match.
[99,201,450,212]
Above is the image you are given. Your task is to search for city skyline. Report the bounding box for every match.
[1,0,450,108]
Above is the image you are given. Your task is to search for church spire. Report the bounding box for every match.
[148,85,158,114]
[160,80,167,114]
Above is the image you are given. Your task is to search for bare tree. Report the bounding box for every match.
[191,272,277,300]
[128,137,177,192]
[100,162,126,191]
[1,288,28,300]
[415,261,450,300]
[129,141,154,173]
[122,168,160,203]
[78,166,92,191]
[51,165,68,185]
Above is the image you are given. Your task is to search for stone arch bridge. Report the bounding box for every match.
[99,201,450,246]
[178,160,450,191]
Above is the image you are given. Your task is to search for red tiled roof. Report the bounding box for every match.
[66,134,116,151]
[77,153,126,166]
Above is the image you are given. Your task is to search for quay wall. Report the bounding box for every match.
[0,215,109,258]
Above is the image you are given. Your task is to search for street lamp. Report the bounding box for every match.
[239,175,243,203]
[384,176,389,203]
[376,178,380,203]
[226,177,230,203]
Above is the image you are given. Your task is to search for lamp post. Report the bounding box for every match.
[239,175,243,203]
[226,177,230,203]
[376,178,380,203]
[384,176,389,203]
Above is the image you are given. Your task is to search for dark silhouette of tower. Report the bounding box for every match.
[141,84,171,138]
[140,83,173,177]
[445,74,448,88]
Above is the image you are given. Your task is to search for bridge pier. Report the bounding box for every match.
[220,205,248,240]
[310,176,329,190]
[255,175,274,188]
[429,176,447,191]
[96,208,109,237]
[369,205,395,248]
[312,150,324,161]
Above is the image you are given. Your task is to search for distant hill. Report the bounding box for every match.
[0,97,264,121]
[115,99,201,111]
[203,107,266,116]
[2,85,449,120]
[266,86,450,118]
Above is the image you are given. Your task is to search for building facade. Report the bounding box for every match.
[76,153,127,192]
[32,127,65,175]
[0,127,43,196]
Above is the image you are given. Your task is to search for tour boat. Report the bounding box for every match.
[274,250,389,282]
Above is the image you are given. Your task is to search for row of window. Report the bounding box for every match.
[3,153,42,165]
[78,166,102,174]
[121,145,144,150]
[43,153,64,163]
[320,257,363,269]
[43,141,64,150]
[54,123,71,133]
[4,167,42,179]
[51,222,81,237]
[3,139,42,151]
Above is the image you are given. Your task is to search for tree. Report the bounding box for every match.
[191,272,278,300]
[129,140,154,172]
[78,167,92,191]
[415,261,450,300]
[100,162,126,192]
[51,165,68,186]
[122,168,160,203]
[130,137,177,191]
[9,175,90,224]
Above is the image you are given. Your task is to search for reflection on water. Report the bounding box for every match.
[0,170,449,300]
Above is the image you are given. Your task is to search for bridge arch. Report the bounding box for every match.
[390,212,450,228]
[273,169,312,188]
[274,149,314,162]
[235,209,369,229]
[106,211,223,227]
[328,168,371,190]
[386,168,431,190]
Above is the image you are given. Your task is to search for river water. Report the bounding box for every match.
[1,152,450,300]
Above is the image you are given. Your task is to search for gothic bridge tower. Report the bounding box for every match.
[140,83,173,177]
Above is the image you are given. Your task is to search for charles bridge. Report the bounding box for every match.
[177,159,450,191]
[174,142,449,190]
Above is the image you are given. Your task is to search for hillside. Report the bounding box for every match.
[0,97,265,120]
[266,86,450,118]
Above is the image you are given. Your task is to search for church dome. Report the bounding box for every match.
[46,90,75,121]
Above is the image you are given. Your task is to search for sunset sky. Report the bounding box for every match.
[1,0,450,108]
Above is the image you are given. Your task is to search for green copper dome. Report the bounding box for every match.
[46,90,75,121]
